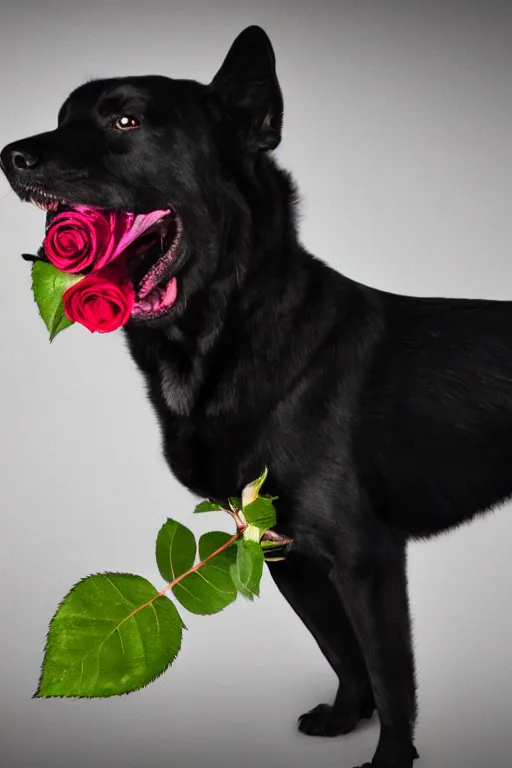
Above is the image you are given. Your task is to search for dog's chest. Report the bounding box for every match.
[159,362,197,418]
[154,360,266,500]
[160,411,261,502]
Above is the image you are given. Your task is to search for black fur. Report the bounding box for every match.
[3,24,511,768]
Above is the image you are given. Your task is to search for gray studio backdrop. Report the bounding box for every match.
[1,2,511,767]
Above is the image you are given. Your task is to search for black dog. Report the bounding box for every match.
[2,24,511,768]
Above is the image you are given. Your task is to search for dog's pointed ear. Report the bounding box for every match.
[209,26,283,152]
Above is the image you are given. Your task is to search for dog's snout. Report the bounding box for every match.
[0,142,40,178]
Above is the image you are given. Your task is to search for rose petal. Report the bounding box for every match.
[110,210,171,261]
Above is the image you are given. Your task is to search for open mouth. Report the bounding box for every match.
[123,211,182,319]
[25,188,182,320]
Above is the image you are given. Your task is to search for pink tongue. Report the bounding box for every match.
[74,205,171,261]
[134,277,177,314]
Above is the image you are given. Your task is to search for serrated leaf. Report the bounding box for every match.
[172,531,238,615]
[229,539,264,600]
[241,466,268,508]
[31,261,81,341]
[155,519,196,584]
[36,573,184,698]
[243,497,276,534]
[194,500,224,513]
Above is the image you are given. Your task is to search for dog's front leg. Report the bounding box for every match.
[267,550,376,737]
[330,529,419,768]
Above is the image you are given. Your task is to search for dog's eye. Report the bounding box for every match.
[113,116,141,131]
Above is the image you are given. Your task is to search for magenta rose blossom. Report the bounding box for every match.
[62,260,135,333]
[43,209,121,273]
[44,206,171,274]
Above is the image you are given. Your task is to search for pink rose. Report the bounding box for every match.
[43,209,123,273]
[62,260,135,333]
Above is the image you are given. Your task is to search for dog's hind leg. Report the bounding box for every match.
[330,527,419,768]
[266,552,376,737]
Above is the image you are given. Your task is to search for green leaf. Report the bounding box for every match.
[241,466,268,508]
[229,539,264,600]
[31,261,81,341]
[243,497,277,534]
[194,500,224,513]
[229,540,254,600]
[228,497,241,512]
[155,519,196,584]
[261,539,289,562]
[198,530,235,561]
[172,531,238,615]
[36,573,184,698]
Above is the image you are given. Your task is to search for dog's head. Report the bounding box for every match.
[0,26,284,325]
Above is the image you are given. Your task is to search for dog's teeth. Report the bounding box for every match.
[26,191,61,211]
[33,196,59,211]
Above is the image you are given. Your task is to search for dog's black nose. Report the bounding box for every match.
[11,148,39,170]
[0,142,40,177]
[11,146,39,172]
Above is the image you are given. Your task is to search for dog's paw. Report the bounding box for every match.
[353,762,416,768]
[298,700,375,737]
[353,744,419,767]
[353,763,417,768]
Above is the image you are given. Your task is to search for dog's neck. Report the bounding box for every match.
[125,156,308,416]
